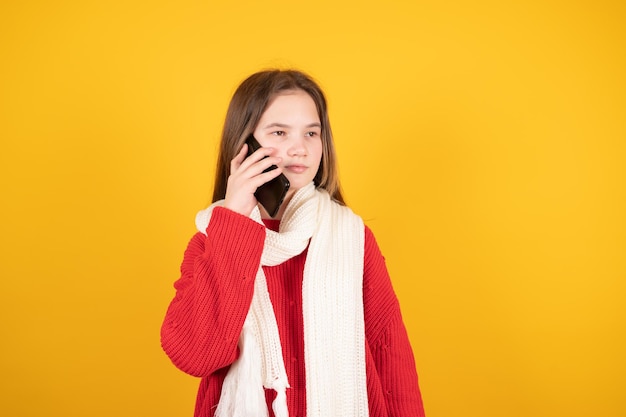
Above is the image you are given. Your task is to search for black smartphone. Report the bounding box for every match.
[245,134,290,218]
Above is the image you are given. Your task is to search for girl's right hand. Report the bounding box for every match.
[223,143,283,217]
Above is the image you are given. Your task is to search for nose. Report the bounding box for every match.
[287,135,308,157]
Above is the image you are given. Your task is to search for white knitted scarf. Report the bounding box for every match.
[195,182,368,417]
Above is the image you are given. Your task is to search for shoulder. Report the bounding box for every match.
[325,199,365,244]
[362,224,388,275]
[364,225,379,249]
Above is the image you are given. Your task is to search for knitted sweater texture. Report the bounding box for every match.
[161,207,426,417]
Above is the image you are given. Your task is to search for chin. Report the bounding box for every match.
[289,179,313,192]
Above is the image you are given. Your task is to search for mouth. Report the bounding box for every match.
[285,164,308,174]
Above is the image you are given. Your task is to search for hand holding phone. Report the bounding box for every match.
[245,134,290,218]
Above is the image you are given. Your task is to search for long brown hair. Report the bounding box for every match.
[211,69,345,205]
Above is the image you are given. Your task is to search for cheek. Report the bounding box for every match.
[312,143,324,168]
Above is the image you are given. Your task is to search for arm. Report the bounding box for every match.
[363,226,426,417]
[160,207,266,377]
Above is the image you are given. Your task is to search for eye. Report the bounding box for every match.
[305,131,320,138]
[271,131,286,136]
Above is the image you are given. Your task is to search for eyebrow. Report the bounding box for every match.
[262,122,322,129]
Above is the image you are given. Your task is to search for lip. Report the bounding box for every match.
[285,164,308,174]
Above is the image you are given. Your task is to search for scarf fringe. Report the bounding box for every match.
[214,324,268,417]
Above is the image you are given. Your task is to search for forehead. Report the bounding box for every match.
[261,90,320,119]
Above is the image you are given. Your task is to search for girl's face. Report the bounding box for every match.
[253,89,323,199]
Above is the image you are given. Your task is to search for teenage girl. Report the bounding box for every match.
[161,69,426,417]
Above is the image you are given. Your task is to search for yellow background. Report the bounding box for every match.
[1,1,624,416]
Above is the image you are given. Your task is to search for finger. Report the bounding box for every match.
[240,149,282,175]
[252,155,283,173]
[251,165,284,186]
[243,146,276,166]
[230,144,249,172]
[234,143,248,163]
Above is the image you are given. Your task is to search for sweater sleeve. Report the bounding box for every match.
[363,226,426,417]
[160,207,266,377]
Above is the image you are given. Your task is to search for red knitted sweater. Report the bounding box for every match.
[161,207,425,417]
